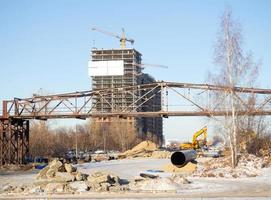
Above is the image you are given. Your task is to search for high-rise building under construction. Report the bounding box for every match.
[88,48,163,144]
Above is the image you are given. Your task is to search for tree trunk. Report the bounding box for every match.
[230,90,238,167]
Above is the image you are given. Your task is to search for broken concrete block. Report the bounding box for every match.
[36,166,50,179]
[69,181,89,192]
[64,163,77,173]
[87,172,110,184]
[75,172,88,181]
[100,182,110,191]
[46,168,56,178]
[50,160,63,171]
[45,183,66,193]
[55,172,75,182]
[2,185,13,192]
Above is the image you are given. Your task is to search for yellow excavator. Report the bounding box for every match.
[180,126,207,150]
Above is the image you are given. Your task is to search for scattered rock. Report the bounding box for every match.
[45,183,66,193]
[55,172,76,182]
[36,166,50,179]
[28,186,44,194]
[75,172,88,181]
[37,159,66,180]
[69,181,89,192]
[46,168,57,178]
[12,186,24,193]
[2,185,13,192]
[64,163,77,173]
[50,160,63,171]
[87,171,122,191]
[171,174,191,184]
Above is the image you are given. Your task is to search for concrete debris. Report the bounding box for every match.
[54,172,76,182]
[64,163,77,173]
[69,181,89,192]
[46,168,57,178]
[2,185,14,192]
[36,166,49,179]
[27,186,44,194]
[75,172,88,181]
[171,174,191,184]
[163,162,197,174]
[12,186,25,193]
[86,171,123,192]
[36,159,77,180]
[118,140,158,159]
[193,154,269,178]
[50,160,64,172]
[44,182,67,193]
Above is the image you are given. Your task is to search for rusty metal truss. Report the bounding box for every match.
[1,81,271,120]
[1,81,271,165]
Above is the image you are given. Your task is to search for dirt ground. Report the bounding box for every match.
[1,158,271,199]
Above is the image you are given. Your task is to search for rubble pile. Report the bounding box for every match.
[118,140,158,159]
[87,171,127,192]
[129,174,191,191]
[1,159,127,195]
[36,159,77,181]
[193,154,269,178]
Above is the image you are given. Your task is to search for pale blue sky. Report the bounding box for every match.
[0,0,271,140]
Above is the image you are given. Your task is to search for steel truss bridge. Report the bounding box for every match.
[1,81,271,165]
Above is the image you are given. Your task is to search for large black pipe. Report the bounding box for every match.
[170,150,197,168]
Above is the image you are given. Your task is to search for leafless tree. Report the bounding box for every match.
[209,7,260,167]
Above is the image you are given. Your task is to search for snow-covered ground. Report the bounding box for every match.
[76,158,170,179]
[1,158,271,199]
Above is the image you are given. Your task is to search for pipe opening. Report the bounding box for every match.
[171,151,186,167]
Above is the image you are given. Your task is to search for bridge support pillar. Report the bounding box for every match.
[0,119,29,165]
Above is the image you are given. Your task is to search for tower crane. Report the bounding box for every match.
[91,27,134,49]
[131,63,168,69]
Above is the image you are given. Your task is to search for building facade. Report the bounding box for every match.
[89,48,163,144]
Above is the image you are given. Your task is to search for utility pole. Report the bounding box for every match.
[75,124,78,158]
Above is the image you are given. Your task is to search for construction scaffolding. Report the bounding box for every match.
[90,48,163,143]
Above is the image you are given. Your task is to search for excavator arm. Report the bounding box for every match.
[192,126,207,148]
[179,126,208,150]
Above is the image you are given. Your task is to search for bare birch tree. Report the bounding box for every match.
[209,8,260,167]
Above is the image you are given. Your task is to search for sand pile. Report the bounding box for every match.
[118,140,158,159]
[151,150,172,159]
[193,154,269,178]
[163,162,197,174]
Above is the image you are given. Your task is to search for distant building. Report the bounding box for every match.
[88,48,163,145]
